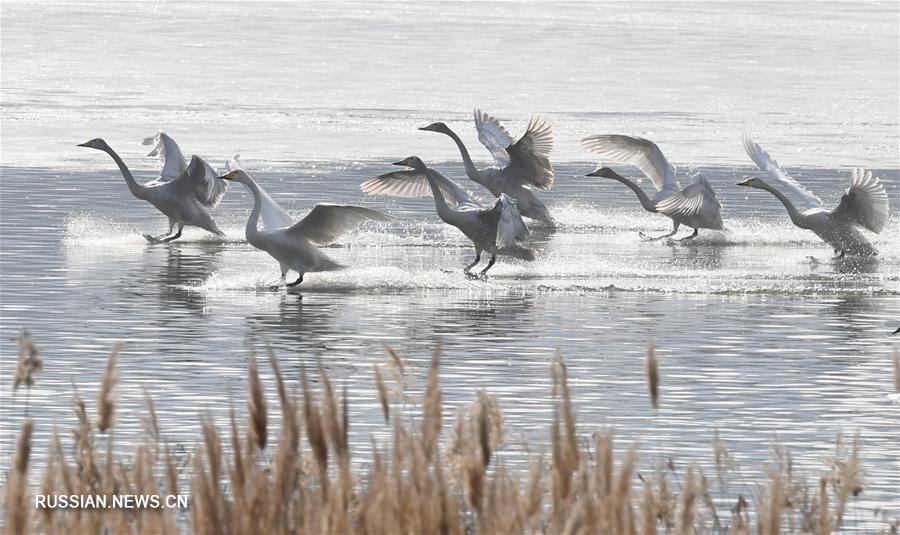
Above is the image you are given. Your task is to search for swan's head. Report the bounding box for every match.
[419,122,450,134]
[586,167,620,179]
[218,170,252,183]
[393,156,426,170]
[736,177,764,189]
[77,138,110,151]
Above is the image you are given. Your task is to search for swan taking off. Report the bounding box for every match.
[740,135,889,257]
[219,167,392,289]
[419,109,556,226]
[78,138,228,242]
[361,156,534,278]
[582,134,724,240]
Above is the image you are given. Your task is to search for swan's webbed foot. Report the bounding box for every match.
[144,228,182,243]
[677,229,699,242]
[161,229,183,243]
[286,274,304,287]
[639,230,677,241]
[269,272,287,290]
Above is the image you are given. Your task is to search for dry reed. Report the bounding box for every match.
[2,339,894,535]
[96,343,120,433]
[645,341,660,410]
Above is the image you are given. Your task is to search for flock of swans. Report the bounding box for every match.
[78,110,891,288]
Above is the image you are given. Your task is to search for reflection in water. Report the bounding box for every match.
[667,241,726,271]
[154,243,226,313]
[246,294,337,353]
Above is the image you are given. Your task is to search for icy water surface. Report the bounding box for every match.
[1,162,898,520]
[1,0,899,527]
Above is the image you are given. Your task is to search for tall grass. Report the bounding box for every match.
[2,341,897,534]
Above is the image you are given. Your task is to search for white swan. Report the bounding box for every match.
[582,134,724,240]
[361,156,534,277]
[219,168,391,288]
[78,138,228,242]
[419,109,555,225]
[740,135,889,257]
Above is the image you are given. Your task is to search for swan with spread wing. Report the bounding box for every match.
[219,163,392,289]
[582,134,724,240]
[78,136,228,242]
[739,135,889,257]
[361,156,534,277]
[419,109,555,226]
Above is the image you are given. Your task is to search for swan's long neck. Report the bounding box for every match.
[103,147,145,199]
[605,171,656,212]
[760,182,808,228]
[423,170,453,222]
[240,179,264,242]
[442,128,480,180]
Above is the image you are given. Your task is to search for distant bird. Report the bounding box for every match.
[361,156,535,277]
[219,166,391,289]
[740,135,889,257]
[419,109,555,226]
[582,135,724,240]
[78,138,227,242]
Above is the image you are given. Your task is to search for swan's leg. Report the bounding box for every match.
[479,255,497,277]
[286,274,304,287]
[161,224,184,243]
[145,218,176,242]
[464,249,482,277]
[269,267,287,290]
[677,228,699,241]
[640,222,679,241]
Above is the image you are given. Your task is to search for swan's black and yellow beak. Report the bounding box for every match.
[736,178,755,187]
[218,171,238,181]
[392,160,406,166]
[77,141,91,147]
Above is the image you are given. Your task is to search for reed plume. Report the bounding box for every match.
[96,343,120,433]
[645,340,660,409]
[2,340,890,534]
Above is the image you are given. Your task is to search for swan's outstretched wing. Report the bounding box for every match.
[503,114,555,189]
[285,204,392,245]
[830,168,889,233]
[169,155,229,208]
[582,134,678,194]
[656,174,724,230]
[361,169,477,207]
[742,135,821,209]
[494,193,531,248]
[143,132,187,181]
[226,154,294,230]
[197,158,229,207]
[474,109,514,168]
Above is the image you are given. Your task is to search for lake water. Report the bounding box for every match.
[2,0,898,526]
